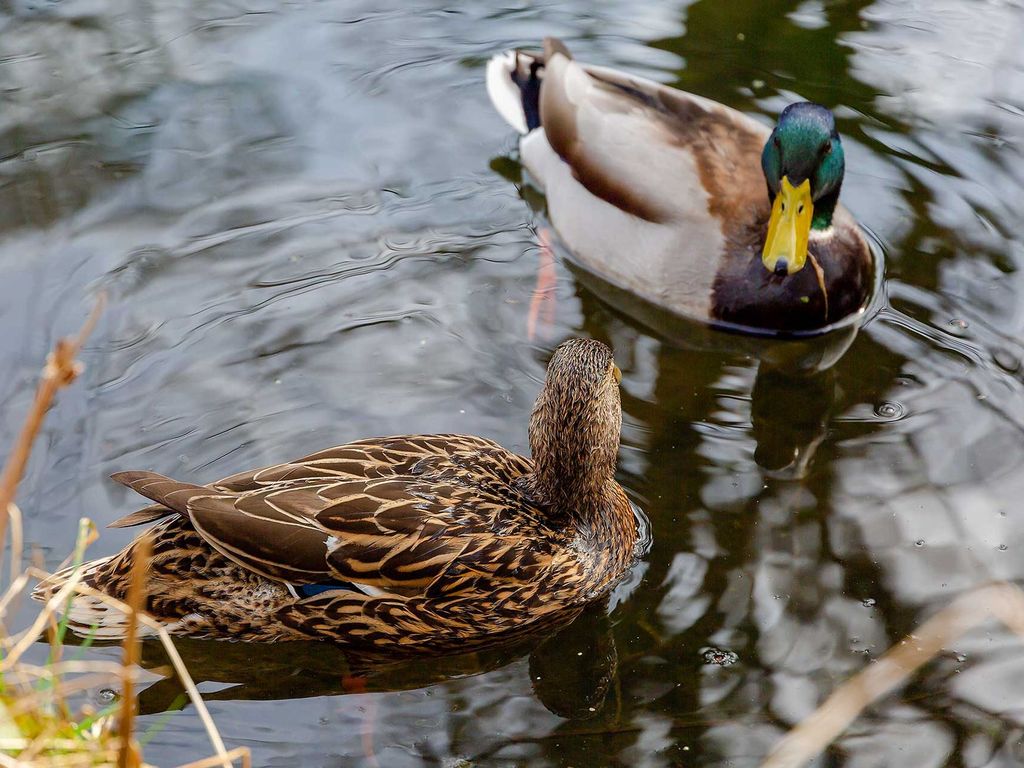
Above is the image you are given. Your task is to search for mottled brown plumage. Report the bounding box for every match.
[34,339,641,651]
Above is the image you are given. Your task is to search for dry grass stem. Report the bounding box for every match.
[1,527,95,672]
[23,567,237,767]
[118,536,150,768]
[762,581,1024,768]
[174,747,252,768]
[0,299,248,768]
[0,296,104,552]
[7,503,22,587]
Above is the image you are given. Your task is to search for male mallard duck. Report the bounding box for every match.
[35,339,641,651]
[487,38,874,332]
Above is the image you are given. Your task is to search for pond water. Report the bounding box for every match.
[2,0,1024,765]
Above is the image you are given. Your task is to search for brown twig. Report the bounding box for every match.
[0,295,249,767]
[24,567,238,767]
[175,746,252,768]
[118,535,150,768]
[0,296,104,566]
[762,581,1024,768]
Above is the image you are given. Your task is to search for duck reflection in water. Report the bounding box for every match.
[129,600,620,723]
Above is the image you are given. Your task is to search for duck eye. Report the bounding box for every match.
[821,140,833,157]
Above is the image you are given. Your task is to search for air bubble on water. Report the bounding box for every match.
[955,652,968,663]
[999,544,1008,551]
[98,688,117,704]
[993,347,1021,373]
[949,318,969,332]
[862,598,876,607]
[915,539,925,547]
[701,647,739,667]
[874,401,905,420]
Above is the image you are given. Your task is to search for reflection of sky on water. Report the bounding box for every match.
[1,0,1023,765]
[849,0,1024,125]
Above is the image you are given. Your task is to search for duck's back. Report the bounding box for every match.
[37,434,596,647]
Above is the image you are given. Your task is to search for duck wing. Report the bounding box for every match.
[212,434,508,489]
[107,434,506,528]
[110,442,541,595]
[517,39,771,317]
[537,38,770,223]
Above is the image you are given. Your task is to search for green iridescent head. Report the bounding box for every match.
[759,103,846,276]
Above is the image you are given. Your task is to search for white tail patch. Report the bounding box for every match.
[486,50,531,135]
[62,593,160,640]
[31,556,159,641]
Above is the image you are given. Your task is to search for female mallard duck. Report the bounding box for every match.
[487,38,874,332]
[35,339,640,651]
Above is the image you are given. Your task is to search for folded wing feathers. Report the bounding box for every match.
[107,503,175,529]
[105,435,538,598]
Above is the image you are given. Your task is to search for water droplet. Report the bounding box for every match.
[98,688,117,704]
[949,318,969,333]
[955,652,968,663]
[874,401,906,421]
[993,348,1021,374]
[702,647,739,667]
[999,544,1008,551]
[862,598,876,607]
[915,539,925,547]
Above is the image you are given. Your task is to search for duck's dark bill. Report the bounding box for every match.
[763,176,813,276]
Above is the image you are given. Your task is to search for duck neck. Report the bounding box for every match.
[527,423,619,531]
[811,188,839,231]
[528,460,637,579]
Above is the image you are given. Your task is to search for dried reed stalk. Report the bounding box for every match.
[118,535,151,768]
[22,567,236,766]
[0,299,249,768]
[0,296,103,552]
[762,581,1024,768]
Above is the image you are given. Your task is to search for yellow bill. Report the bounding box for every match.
[762,176,813,276]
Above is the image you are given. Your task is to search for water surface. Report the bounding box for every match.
[2,0,1024,765]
